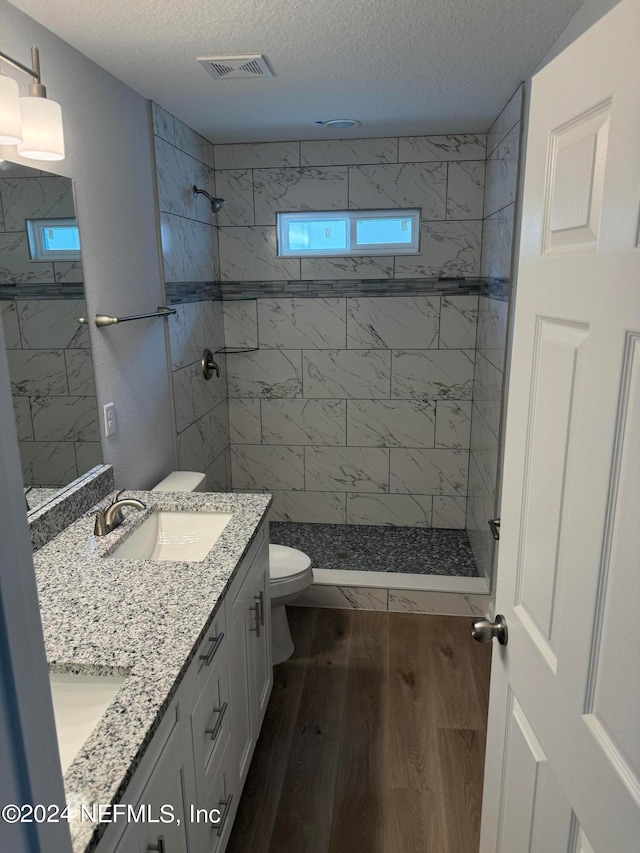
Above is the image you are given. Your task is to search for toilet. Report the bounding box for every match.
[152,472,314,665]
[268,544,313,664]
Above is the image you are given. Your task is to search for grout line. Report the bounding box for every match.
[445,161,450,220]
[486,116,521,161]
[250,168,256,226]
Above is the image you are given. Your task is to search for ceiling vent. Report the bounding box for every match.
[197,54,274,80]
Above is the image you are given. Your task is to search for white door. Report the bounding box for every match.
[480,2,640,851]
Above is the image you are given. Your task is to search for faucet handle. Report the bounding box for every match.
[89,510,108,537]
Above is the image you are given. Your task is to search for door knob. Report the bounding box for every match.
[472,614,508,645]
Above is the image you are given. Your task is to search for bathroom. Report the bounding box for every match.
[1,0,637,852]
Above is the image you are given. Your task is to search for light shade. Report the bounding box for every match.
[17,96,65,161]
[0,75,23,144]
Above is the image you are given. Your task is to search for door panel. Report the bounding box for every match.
[543,102,610,254]
[517,317,589,661]
[586,332,640,784]
[498,693,546,851]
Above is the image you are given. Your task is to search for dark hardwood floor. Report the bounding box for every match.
[228,607,491,853]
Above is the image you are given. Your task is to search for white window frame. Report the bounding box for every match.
[26,217,81,261]
[277,209,421,257]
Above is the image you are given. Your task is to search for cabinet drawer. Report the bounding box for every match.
[189,735,237,853]
[187,605,227,711]
[191,642,231,801]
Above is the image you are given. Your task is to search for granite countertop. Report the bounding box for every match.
[32,489,272,853]
[26,487,60,512]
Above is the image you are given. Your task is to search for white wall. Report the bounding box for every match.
[0,0,175,488]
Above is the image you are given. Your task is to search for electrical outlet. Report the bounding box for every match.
[103,402,117,437]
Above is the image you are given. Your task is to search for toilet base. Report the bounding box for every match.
[271,603,294,665]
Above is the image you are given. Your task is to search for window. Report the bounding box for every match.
[277,209,420,257]
[26,218,81,261]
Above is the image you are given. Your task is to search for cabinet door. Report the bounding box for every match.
[226,525,273,794]
[114,821,141,853]
[228,603,254,790]
[251,561,273,727]
[134,729,189,853]
[188,735,238,853]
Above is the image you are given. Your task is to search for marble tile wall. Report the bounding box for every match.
[2,298,101,486]
[225,293,478,528]
[0,165,77,287]
[152,102,230,487]
[0,165,100,487]
[466,85,524,580]
[214,134,486,281]
[294,584,490,616]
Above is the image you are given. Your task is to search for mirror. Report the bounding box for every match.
[0,159,102,514]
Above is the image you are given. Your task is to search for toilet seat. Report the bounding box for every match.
[269,544,311,581]
[269,544,313,599]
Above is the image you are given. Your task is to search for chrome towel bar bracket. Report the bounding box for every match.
[79,307,176,328]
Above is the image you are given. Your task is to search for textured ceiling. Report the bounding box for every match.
[9,0,582,143]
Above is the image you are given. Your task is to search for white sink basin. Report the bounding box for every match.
[109,510,233,562]
[49,673,125,774]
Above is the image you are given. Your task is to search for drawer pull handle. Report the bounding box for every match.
[216,794,234,837]
[204,701,228,742]
[199,632,224,667]
[259,590,265,626]
[250,599,261,638]
[147,837,166,853]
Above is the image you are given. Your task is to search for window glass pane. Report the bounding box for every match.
[287,219,348,251]
[356,217,413,245]
[42,226,81,252]
[277,209,419,257]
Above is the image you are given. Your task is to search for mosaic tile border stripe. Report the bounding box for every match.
[0,282,85,300]
[165,281,222,304]
[164,278,510,304]
[480,278,510,302]
[219,277,486,300]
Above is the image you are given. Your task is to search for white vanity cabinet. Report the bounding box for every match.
[96,520,272,853]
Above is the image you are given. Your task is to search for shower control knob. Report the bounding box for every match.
[471,615,508,645]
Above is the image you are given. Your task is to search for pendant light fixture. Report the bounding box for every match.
[0,46,65,161]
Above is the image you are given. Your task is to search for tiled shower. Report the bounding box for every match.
[153,85,523,584]
[0,165,101,488]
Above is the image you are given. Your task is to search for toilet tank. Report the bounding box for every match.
[152,471,206,492]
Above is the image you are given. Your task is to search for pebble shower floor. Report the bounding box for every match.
[269,522,479,576]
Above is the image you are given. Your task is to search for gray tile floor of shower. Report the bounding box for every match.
[269,522,479,577]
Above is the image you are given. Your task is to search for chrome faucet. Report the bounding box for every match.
[90,491,146,536]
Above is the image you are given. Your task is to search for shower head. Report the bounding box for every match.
[192,185,225,214]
